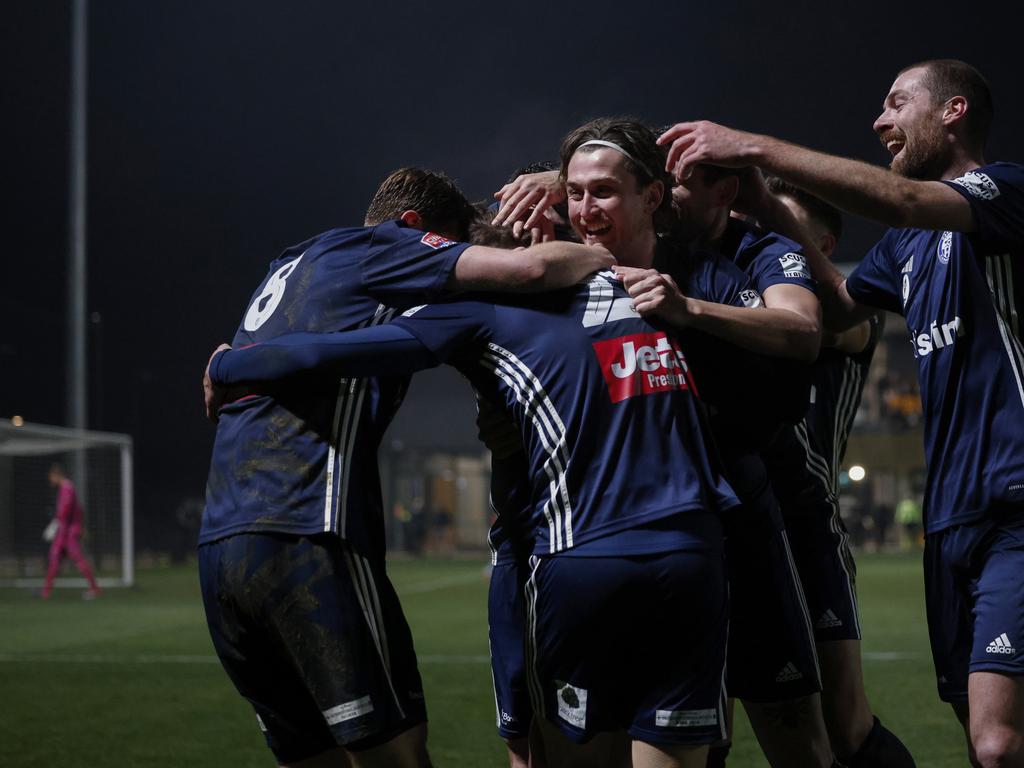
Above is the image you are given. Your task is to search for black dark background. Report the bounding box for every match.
[3,1,1020,548]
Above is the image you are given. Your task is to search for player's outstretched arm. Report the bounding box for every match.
[658,121,976,232]
[492,169,564,229]
[745,188,876,333]
[207,325,440,389]
[450,241,614,293]
[618,267,821,361]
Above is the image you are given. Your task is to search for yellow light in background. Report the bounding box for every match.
[849,465,866,482]
[11,415,24,427]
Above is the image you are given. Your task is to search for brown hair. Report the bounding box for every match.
[364,167,475,239]
[559,117,674,233]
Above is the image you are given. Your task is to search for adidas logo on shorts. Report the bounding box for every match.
[775,662,803,683]
[986,633,1016,655]
[815,609,843,629]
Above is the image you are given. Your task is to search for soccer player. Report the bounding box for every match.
[659,59,1024,768]
[623,162,836,768]
[200,167,612,768]
[763,178,914,768]
[41,463,101,600]
[498,126,835,768]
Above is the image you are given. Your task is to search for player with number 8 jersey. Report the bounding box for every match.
[198,168,613,767]
[201,220,467,556]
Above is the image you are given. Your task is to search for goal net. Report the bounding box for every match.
[0,421,134,588]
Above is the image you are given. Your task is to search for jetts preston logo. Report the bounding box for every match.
[592,332,694,403]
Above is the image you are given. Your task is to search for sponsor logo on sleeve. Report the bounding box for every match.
[421,232,456,249]
[555,681,588,729]
[592,332,695,403]
[778,252,810,279]
[739,289,763,308]
[950,171,1000,200]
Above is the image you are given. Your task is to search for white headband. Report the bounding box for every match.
[577,139,653,178]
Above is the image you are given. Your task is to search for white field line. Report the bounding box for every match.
[0,653,490,665]
[393,572,484,594]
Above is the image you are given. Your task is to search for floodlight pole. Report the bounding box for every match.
[68,0,88,491]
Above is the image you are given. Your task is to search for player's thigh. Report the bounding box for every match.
[725,502,820,703]
[785,497,862,642]
[969,512,1024,679]
[632,739,708,768]
[968,673,1024,764]
[927,509,1024,704]
[528,545,727,747]
[198,533,426,763]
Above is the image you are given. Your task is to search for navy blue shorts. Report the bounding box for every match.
[489,556,532,739]
[721,449,822,702]
[198,533,426,763]
[525,540,728,746]
[765,429,861,643]
[782,495,861,642]
[925,507,1024,702]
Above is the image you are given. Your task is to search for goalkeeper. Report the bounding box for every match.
[42,463,101,599]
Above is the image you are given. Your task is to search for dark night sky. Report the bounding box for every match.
[3,1,1021,546]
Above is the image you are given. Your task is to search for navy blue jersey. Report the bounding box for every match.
[657,232,812,435]
[795,316,882,497]
[211,271,740,556]
[846,162,1024,533]
[201,221,469,553]
[394,272,739,555]
[723,217,817,296]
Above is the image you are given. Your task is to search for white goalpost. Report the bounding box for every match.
[0,420,134,588]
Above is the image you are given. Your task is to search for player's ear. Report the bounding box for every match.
[717,176,740,208]
[643,180,664,215]
[818,232,838,259]
[400,210,424,229]
[942,95,968,128]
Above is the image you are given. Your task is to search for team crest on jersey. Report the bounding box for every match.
[778,252,810,279]
[420,232,455,249]
[951,171,1000,200]
[937,231,952,264]
[592,332,694,403]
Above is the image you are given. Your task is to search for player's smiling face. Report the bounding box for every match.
[873,67,951,180]
[566,148,660,259]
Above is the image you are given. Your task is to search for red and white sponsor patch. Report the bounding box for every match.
[420,232,455,249]
[592,332,695,403]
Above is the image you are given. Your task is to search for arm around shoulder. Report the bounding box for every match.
[449,242,614,292]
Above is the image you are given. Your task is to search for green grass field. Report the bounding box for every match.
[0,552,967,767]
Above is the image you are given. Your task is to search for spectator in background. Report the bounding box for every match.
[896,497,923,551]
[42,463,101,600]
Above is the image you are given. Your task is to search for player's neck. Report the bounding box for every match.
[939,147,986,181]
[695,210,730,253]
[614,229,658,269]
